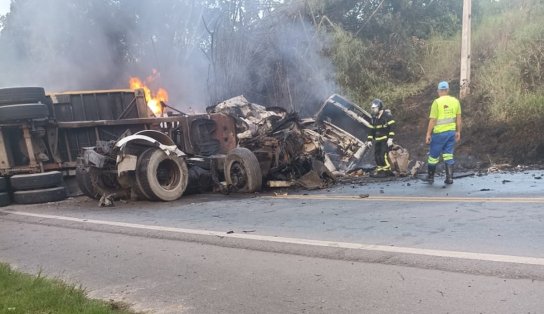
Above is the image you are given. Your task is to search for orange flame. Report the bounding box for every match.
[129,72,168,116]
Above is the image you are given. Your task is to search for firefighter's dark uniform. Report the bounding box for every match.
[368,111,395,174]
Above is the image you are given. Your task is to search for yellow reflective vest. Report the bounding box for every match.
[429,95,461,134]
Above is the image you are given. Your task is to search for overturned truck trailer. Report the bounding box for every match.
[0,87,156,205]
[0,88,151,176]
[0,87,374,204]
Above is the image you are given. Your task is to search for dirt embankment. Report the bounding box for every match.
[392,83,544,169]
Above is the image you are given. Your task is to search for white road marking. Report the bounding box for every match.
[2,209,544,266]
[268,195,544,203]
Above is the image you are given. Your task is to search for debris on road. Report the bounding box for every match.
[267,181,295,188]
[487,164,512,173]
[410,161,425,178]
[388,145,410,176]
[452,172,475,179]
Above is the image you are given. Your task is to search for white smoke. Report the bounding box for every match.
[0,0,338,115]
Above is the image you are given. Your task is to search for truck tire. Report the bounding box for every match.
[88,167,122,197]
[13,186,67,204]
[134,148,156,201]
[0,103,49,122]
[75,167,100,199]
[0,192,10,207]
[0,177,8,192]
[224,148,262,193]
[10,171,63,191]
[0,87,46,105]
[136,148,189,201]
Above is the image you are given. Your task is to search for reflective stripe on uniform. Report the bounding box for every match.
[375,136,388,141]
[436,117,456,125]
[389,132,395,136]
[428,156,440,165]
[387,120,396,125]
[443,153,454,161]
[383,153,391,170]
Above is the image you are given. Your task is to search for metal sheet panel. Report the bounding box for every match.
[50,90,148,163]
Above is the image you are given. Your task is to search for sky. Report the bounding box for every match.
[0,0,9,16]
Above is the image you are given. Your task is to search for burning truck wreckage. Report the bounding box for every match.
[0,84,410,207]
[78,94,410,206]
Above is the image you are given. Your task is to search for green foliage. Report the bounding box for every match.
[329,27,441,111]
[0,263,134,314]
[321,0,466,111]
[325,0,544,161]
[329,27,380,104]
[516,24,544,92]
[329,0,544,118]
[307,0,463,40]
[0,0,542,149]
[419,35,460,85]
[474,1,544,123]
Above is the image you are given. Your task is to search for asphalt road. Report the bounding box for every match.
[1,171,543,313]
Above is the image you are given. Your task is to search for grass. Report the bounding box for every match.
[473,4,544,123]
[0,263,134,314]
[329,27,429,110]
[419,36,460,85]
[331,0,544,115]
[324,0,544,161]
[329,23,463,112]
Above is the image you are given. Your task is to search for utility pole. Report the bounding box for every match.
[460,0,472,99]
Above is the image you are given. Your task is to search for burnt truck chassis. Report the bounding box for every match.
[78,113,323,203]
[78,94,374,203]
[77,113,260,203]
[0,87,373,203]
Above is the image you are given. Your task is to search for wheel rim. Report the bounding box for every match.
[156,159,181,190]
[230,161,248,189]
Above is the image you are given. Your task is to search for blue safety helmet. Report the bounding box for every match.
[438,81,449,90]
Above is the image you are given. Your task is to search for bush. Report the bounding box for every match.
[475,4,544,123]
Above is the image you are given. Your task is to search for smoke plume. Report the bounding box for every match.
[0,0,337,115]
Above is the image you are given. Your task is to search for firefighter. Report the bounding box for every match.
[425,81,462,184]
[366,99,395,177]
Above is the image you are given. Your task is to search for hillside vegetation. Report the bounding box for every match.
[325,0,544,163]
[0,0,542,163]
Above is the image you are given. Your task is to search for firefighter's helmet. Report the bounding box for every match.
[370,99,383,116]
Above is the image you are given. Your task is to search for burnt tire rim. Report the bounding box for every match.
[230,161,248,189]
[156,159,181,190]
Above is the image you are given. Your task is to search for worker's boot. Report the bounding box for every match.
[444,164,454,185]
[425,165,435,184]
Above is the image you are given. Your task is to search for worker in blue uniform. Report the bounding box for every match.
[425,81,462,184]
